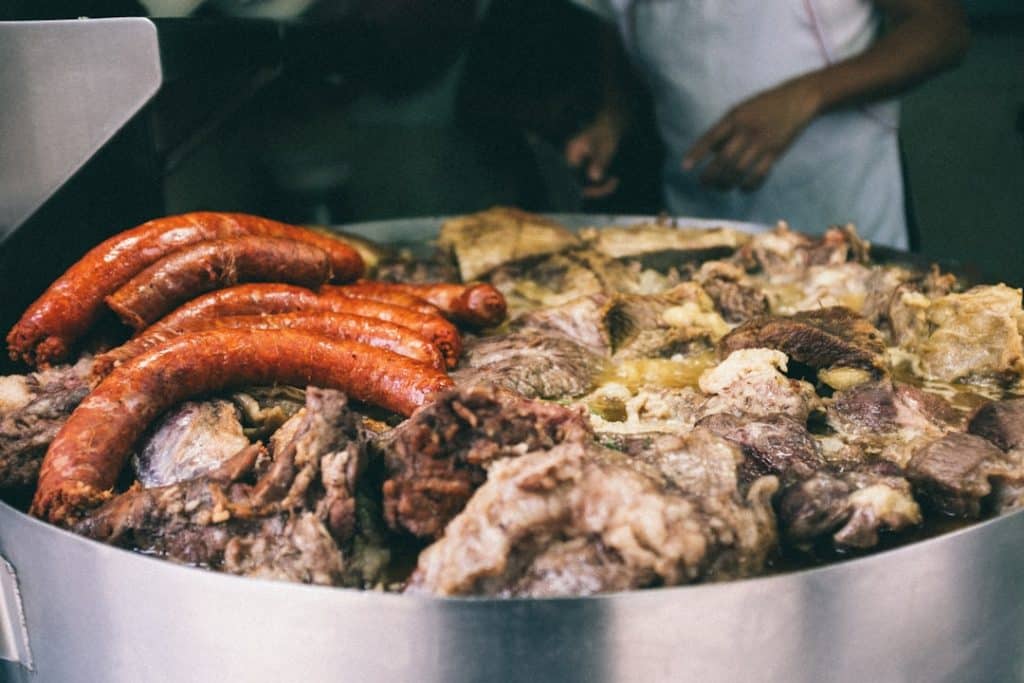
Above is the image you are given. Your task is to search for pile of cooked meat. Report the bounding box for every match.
[2,207,1023,598]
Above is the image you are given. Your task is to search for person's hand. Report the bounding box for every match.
[565,113,624,199]
[683,78,822,192]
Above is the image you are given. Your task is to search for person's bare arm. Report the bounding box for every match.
[564,24,632,199]
[684,0,970,191]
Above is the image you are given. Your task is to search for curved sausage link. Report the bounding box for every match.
[95,311,446,375]
[7,212,363,367]
[320,284,441,317]
[31,329,453,525]
[346,281,507,327]
[149,284,462,368]
[105,237,332,330]
[315,293,462,367]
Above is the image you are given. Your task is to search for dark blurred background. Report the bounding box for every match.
[1,0,1021,283]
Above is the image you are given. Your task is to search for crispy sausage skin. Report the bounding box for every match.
[31,329,454,525]
[95,311,446,374]
[345,282,507,327]
[149,284,462,367]
[7,212,363,367]
[105,237,332,330]
[320,284,441,317]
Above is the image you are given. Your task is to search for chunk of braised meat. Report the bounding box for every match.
[0,357,94,489]
[406,441,779,597]
[697,412,823,484]
[604,283,728,359]
[75,388,385,587]
[696,261,769,323]
[968,398,1024,452]
[698,412,922,550]
[378,385,591,539]
[736,223,869,279]
[452,331,603,400]
[512,294,611,354]
[719,306,887,378]
[622,427,746,498]
[906,432,1024,518]
[698,349,819,423]
[779,465,922,549]
[827,381,964,467]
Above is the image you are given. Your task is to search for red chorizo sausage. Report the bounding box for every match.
[94,311,446,375]
[149,284,462,367]
[31,328,454,525]
[345,281,507,327]
[320,284,441,317]
[105,237,332,330]
[7,212,363,367]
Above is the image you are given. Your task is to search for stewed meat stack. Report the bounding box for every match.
[1,207,1022,595]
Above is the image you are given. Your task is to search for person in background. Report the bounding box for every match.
[566,0,970,249]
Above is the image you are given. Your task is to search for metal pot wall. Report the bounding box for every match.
[1,216,1020,682]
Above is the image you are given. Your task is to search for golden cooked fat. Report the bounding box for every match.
[579,222,749,260]
[904,284,1024,384]
[438,207,579,281]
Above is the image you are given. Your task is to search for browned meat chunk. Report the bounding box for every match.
[827,381,963,467]
[0,358,94,488]
[906,432,1024,518]
[697,412,824,483]
[968,398,1024,452]
[779,466,921,549]
[513,294,611,354]
[74,388,387,587]
[719,306,887,378]
[452,332,603,400]
[604,283,728,359]
[737,223,869,279]
[379,385,592,539]
[623,427,746,497]
[406,441,779,597]
[696,261,769,323]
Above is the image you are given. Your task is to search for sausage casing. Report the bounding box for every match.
[320,284,441,317]
[7,212,363,367]
[95,311,446,374]
[105,237,332,330]
[345,281,507,327]
[31,329,453,524]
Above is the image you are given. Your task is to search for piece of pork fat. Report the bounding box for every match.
[826,380,965,468]
[0,355,95,489]
[378,385,592,539]
[452,331,603,400]
[698,349,820,422]
[906,432,1024,518]
[719,306,887,388]
[697,413,922,550]
[890,284,1024,384]
[134,400,249,488]
[406,441,779,597]
[76,388,387,587]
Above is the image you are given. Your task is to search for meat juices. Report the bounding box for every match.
[7,212,364,367]
[106,237,334,330]
[31,329,454,525]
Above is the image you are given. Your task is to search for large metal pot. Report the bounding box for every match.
[1,216,1021,683]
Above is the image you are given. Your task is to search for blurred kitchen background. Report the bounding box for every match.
[2,0,1022,283]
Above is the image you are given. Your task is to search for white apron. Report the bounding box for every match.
[577,0,908,248]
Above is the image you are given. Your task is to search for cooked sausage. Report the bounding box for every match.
[105,237,332,330]
[31,328,454,525]
[7,212,363,367]
[345,281,507,327]
[320,284,441,317]
[149,284,462,367]
[95,311,446,375]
